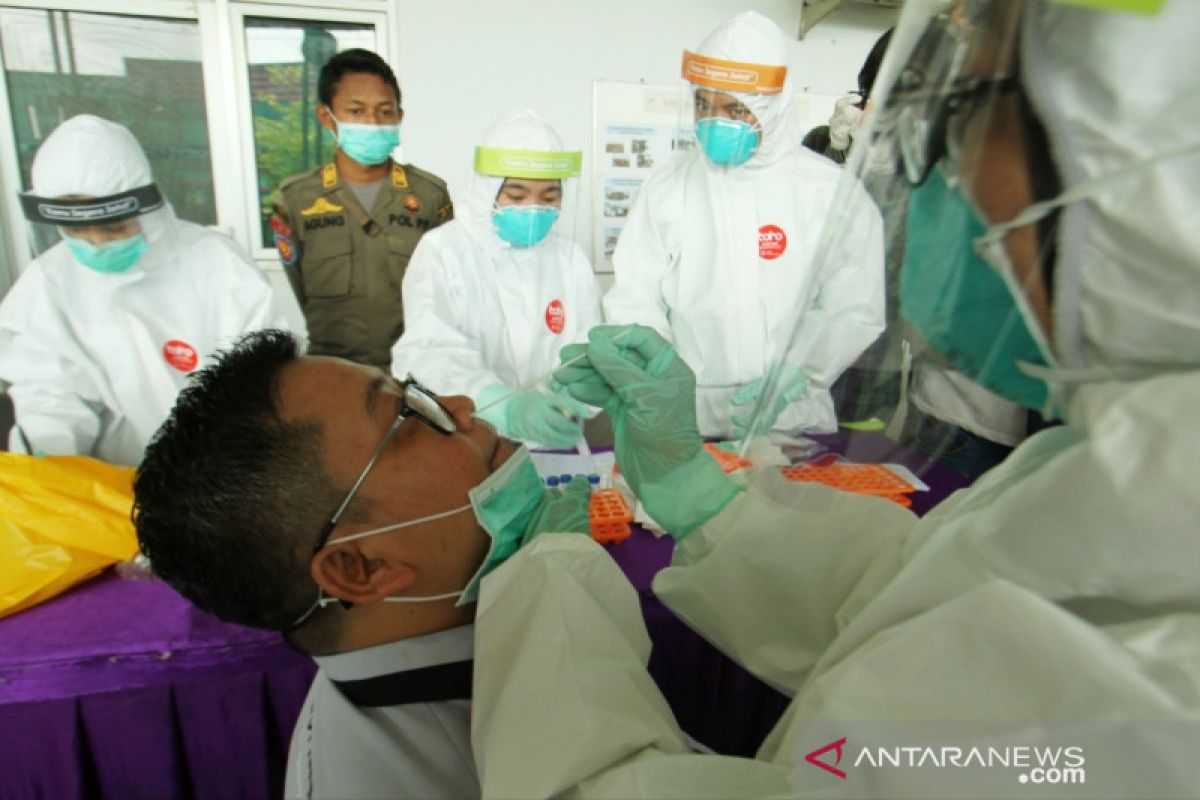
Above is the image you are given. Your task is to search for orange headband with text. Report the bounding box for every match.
[681,50,787,94]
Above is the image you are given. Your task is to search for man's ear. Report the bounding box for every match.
[311,544,417,605]
[316,104,335,133]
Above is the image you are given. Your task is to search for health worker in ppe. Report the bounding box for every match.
[0,115,286,466]
[603,11,886,440]
[466,1,1200,797]
[807,26,1038,480]
[132,329,595,799]
[391,110,602,449]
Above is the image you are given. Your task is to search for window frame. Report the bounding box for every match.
[225,2,389,260]
[0,0,395,293]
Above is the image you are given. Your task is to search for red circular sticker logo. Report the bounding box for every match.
[163,340,199,372]
[544,300,566,334]
[758,224,787,260]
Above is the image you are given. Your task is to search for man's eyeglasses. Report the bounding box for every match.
[888,73,1021,186]
[872,11,1022,186]
[312,376,456,554]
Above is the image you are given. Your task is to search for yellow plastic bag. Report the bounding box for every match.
[0,452,138,620]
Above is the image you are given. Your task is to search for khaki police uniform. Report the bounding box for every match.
[272,161,453,369]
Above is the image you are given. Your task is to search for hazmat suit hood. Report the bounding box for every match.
[30,114,180,265]
[693,11,800,169]
[829,0,1200,431]
[460,109,577,253]
[1019,0,1200,376]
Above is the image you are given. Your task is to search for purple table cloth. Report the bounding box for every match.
[0,571,316,799]
[0,430,969,797]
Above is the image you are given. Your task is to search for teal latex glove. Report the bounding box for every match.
[730,365,809,440]
[476,382,588,449]
[521,477,593,547]
[557,324,740,540]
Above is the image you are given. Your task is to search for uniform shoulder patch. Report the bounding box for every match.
[392,163,409,189]
[301,196,345,216]
[270,212,294,238]
[271,212,299,266]
[322,163,338,189]
[274,230,298,267]
[278,164,323,193]
[436,202,454,222]
[402,163,449,190]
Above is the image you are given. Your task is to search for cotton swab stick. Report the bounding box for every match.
[473,327,633,417]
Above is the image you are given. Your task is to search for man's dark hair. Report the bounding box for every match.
[318,48,401,107]
[858,28,894,101]
[802,125,840,162]
[134,329,341,631]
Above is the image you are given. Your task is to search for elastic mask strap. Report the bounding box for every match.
[324,107,344,140]
[1018,360,1173,385]
[974,139,1200,385]
[313,586,462,609]
[291,581,464,628]
[288,503,474,627]
[322,504,472,549]
[289,590,325,629]
[1017,359,1180,420]
[309,588,462,608]
[382,590,463,605]
[978,140,1200,249]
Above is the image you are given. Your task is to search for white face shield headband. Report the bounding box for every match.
[19,184,164,226]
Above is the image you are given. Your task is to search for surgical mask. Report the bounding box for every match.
[328,111,400,166]
[695,118,760,167]
[64,232,148,274]
[492,204,559,248]
[899,166,1053,413]
[458,444,545,604]
[294,445,546,621]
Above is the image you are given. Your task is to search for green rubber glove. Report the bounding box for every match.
[476,382,588,449]
[521,477,593,547]
[557,324,740,540]
[729,365,810,440]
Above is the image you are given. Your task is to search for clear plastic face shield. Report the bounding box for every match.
[734,0,1058,483]
[679,49,785,169]
[466,143,595,438]
[473,145,582,252]
[665,45,811,441]
[19,184,163,265]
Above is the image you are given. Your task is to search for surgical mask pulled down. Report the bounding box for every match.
[327,109,401,166]
[63,231,148,274]
[304,446,544,615]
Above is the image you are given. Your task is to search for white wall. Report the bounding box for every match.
[391,0,897,288]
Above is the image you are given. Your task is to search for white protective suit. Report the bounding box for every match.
[390,110,602,400]
[604,12,885,438]
[0,115,285,466]
[471,2,1200,798]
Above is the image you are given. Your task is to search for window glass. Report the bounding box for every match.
[0,9,214,253]
[245,18,375,248]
